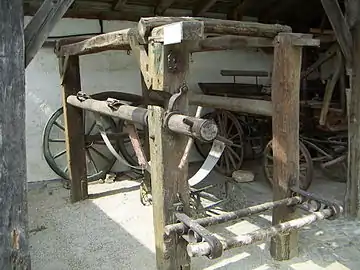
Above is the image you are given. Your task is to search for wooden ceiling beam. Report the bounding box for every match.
[113,0,127,11]
[193,0,218,16]
[155,0,176,15]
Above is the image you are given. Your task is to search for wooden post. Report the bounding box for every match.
[345,6,360,218]
[148,41,191,269]
[59,56,88,202]
[270,33,302,260]
[140,72,152,205]
[0,0,31,268]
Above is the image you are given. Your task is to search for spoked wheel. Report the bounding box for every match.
[195,110,245,176]
[42,91,143,182]
[263,140,314,190]
[43,107,119,182]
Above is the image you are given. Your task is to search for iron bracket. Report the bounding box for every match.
[291,186,343,220]
[175,212,223,259]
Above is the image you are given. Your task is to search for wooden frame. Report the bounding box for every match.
[55,16,321,267]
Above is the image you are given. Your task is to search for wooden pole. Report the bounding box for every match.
[148,41,191,269]
[0,0,31,268]
[59,56,88,202]
[270,33,302,260]
[345,6,360,218]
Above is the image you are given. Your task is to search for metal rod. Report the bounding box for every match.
[164,196,301,235]
[187,208,333,258]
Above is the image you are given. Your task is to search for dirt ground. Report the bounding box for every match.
[28,162,360,270]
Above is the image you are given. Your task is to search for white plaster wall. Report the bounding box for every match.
[25,17,273,182]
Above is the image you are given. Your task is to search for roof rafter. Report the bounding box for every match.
[155,0,176,15]
[193,0,218,16]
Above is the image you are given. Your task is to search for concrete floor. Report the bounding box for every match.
[28,163,360,270]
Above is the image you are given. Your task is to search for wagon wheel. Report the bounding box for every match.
[195,110,244,176]
[42,91,143,182]
[263,140,314,190]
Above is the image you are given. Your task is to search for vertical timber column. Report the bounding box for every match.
[270,33,302,260]
[148,41,191,269]
[59,56,88,202]
[140,72,152,204]
[0,0,31,268]
[346,12,360,218]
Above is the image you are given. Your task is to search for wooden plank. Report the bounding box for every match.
[24,0,74,67]
[270,33,302,260]
[148,42,191,268]
[59,56,88,203]
[189,94,273,116]
[57,28,134,56]
[138,17,292,42]
[0,0,31,268]
[155,0,176,15]
[193,0,218,16]
[321,0,353,66]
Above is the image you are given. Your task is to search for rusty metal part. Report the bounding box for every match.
[291,186,343,220]
[164,196,302,236]
[167,84,188,112]
[186,208,335,258]
[167,50,178,72]
[175,212,223,259]
[124,123,149,171]
[165,112,219,142]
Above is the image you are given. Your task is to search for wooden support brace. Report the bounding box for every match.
[148,39,192,269]
[57,28,135,56]
[25,0,74,67]
[0,0,31,268]
[321,0,353,66]
[59,56,88,203]
[270,33,303,260]
[129,35,152,88]
[138,17,292,43]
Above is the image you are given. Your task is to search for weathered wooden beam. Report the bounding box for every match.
[193,0,218,16]
[321,0,353,66]
[59,56,88,203]
[189,94,273,116]
[270,33,302,260]
[138,17,292,42]
[148,39,192,269]
[155,0,176,15]
[25,0,74,67]
[113,0,127,10]
[0,0,31,268]
[57,28,134,56]
[345,4,360,218]
[57,34,274,57]
[150,21,205,44]
[194,35,274,50]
